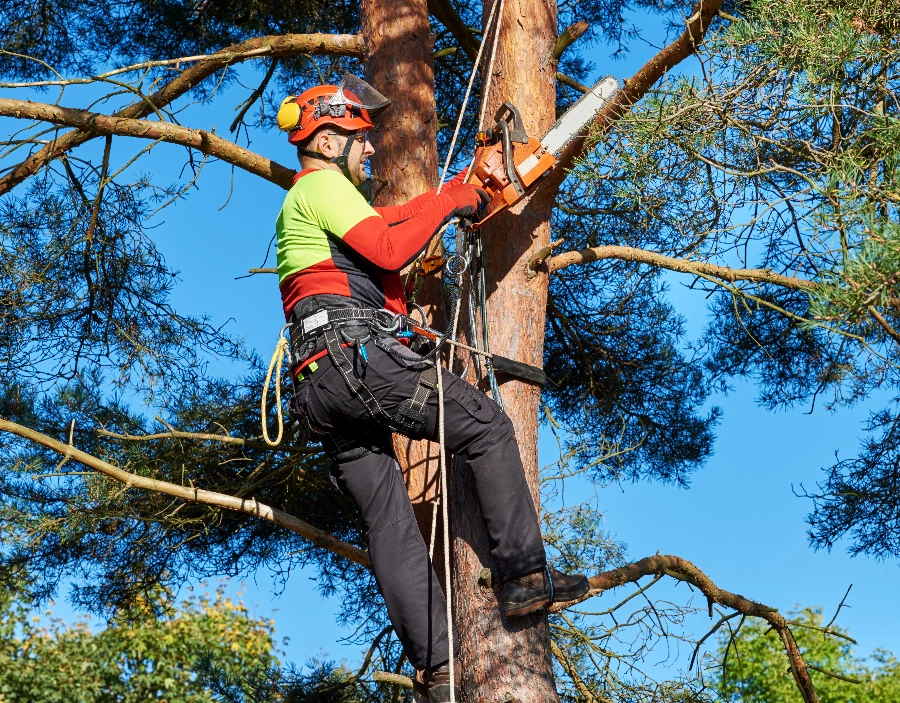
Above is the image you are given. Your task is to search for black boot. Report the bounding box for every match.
[501,566,590,617]
[422,659,460,702]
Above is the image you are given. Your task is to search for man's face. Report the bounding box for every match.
[321,130,375,185]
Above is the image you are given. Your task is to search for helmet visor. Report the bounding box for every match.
[330,74,392,116]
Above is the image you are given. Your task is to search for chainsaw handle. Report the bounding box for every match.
[493,102,528,144]
[494,119,526,197]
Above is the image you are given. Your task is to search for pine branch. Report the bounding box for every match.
[0,98,296,189]
[547,0,726,188]
[548,244,816,290]
[550,554,820,703]
[0,418,371,568]
[0,32,362,195]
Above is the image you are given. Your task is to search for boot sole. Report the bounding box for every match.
[553,578,591,604]
[502,595,550,617]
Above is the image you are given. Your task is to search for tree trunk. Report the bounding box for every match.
[363,0,559,699]
[449,0,560,701]
[360,0,449,615]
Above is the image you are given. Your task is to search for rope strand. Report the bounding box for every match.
[261,333,289,447]
[436,361,455,703]
[437,0,503,193]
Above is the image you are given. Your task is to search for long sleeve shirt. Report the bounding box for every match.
[276,169,464,320]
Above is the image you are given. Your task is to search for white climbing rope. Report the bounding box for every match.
[437,0,504,194]
[431,2,508,698]
[436,361,455,703]
[474,0,507,135]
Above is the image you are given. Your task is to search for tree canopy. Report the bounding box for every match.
[712,607,900,702]
[0,583,277,702]
[1,0,899,700]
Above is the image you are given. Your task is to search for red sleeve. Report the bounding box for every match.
[373,170,468,225]
[342,192,457,272]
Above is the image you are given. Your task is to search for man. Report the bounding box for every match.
[275,75,589,702]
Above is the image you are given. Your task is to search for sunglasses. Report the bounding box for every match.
[323,129,371,144]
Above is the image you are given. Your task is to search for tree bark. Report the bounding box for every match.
[449,0,560,701]
[360,0,447,588]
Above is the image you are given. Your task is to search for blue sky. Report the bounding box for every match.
[8,7,900,681]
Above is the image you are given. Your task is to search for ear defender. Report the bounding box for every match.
[277,96,302,132]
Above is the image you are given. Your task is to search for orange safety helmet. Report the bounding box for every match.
[277,74,390,145]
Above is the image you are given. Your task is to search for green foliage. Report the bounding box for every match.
[0,376,373,621]
[4,0,900,700]
[553,0,900,555]
[198,658,375,703]
[711,607,900,702]
[0,584,278,702]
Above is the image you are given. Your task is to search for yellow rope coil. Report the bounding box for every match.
[262,336,289,447]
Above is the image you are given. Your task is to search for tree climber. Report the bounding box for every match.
[275,75,589,702]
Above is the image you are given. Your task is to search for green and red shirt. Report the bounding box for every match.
[276,169,464,320]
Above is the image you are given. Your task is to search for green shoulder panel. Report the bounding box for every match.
[275,170,380,284]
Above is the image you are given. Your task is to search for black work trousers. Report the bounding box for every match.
[293,335,547,670]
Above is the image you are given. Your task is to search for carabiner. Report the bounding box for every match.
[372,310,401,335]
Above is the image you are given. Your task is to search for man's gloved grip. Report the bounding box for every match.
[445,184,490,221]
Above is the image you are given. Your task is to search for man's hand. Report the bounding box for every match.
[445,184,490,221]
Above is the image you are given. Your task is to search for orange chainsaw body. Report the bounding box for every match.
[464,102,557,229]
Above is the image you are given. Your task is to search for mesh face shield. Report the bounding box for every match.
[329,74,392,117]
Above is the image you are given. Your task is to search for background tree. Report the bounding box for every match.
[712,607,900,703]
[0,582,278,702]
[1,0,898,700]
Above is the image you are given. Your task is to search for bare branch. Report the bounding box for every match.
[0,418,371,568]
[550,640,611,703]
[0,98,296,189]
[372,671,428,697]
[557,72,590,93]
[785,618,857,645]
[824,584,853,630]
[230,58,279,133]
[95,426,312,455]
[550,554,821,703]
[548,244,816,291]
[0,32,363,195]
[868,306,900,345]
[804,664,861,685]
[248,267,278,274]
[427,0,481,62]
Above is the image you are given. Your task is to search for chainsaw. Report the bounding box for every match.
[464,75,620,228]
